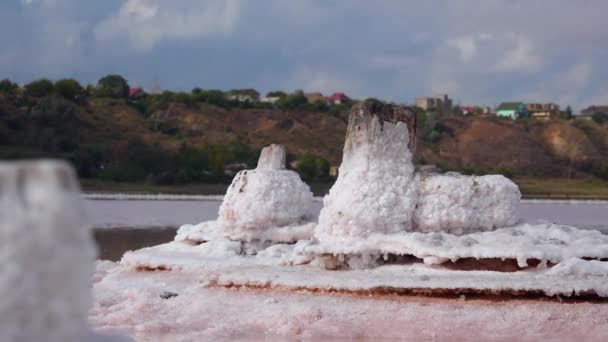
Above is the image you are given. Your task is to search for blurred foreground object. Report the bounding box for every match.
[0,160,128,342]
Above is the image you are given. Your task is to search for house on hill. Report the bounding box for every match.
[228,89,260,102]
[260,96,280,104]
[415,94,453,112]
[496,102,528,119]
[304,92,327,104]
[581,105,608,116]
[525,103,560,120]
[328,92,350,104]
[129,87,146,99]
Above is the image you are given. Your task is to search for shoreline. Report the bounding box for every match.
[80,177,608,201]
[82,192,608,204]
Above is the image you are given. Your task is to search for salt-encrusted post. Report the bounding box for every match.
[256,144,287,170]
[219,144,314,242]
[0,160,96,341]
[315,100,419,239]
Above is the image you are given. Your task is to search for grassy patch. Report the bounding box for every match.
[514,177,608,199]
[80,179,336,197]
[81,177,608,200]
[80,179,229,195]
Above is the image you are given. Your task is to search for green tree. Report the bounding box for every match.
[266,91,287,98]
[94,74,129,98]
[193,89,229,107]
[278,90,308,110]
[54,79,83,101]
[592,112,608,124]
[311,100,329,112]
[296,153,330,181]
[564,105,573,120]
[24,79,54,97]
[0,79,18,95]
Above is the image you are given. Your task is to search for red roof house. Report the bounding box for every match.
[328,92,350,104]
[129,87,145,98]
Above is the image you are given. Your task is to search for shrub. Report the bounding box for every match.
[30,97,76,122]
[296,153,330,181]
[592,112,608,124]
[277,91,308,110]
[54,79,83,101]
[94,74,129,98]
[71,145,105,178]
[0,79,18,95]
[24,79,54,97]
[192,89,230,108]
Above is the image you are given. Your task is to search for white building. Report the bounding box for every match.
[415,94,453,112]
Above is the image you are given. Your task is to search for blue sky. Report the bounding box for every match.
[1,0,607,110]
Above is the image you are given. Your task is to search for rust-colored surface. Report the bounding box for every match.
[135,265,170,272]
[218,282,608,303]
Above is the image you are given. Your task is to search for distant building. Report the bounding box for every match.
[304,92,327,104]
[260,96,281,104]
[461,106,486,115]
[328,92,351,104]
[228,89,260,102]
[128,87,146,99]
[415,94,453,112]
[581,105,608,116]
[525,103,560,120]
[496,102,529,119]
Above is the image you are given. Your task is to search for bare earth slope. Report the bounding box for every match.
[2,97,608,176]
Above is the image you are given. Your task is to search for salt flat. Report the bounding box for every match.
[91,261,608,341]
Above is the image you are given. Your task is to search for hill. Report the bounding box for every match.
[2,94,608,184]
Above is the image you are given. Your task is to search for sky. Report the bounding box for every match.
[1,0,607,111]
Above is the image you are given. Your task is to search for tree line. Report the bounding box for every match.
[0,75,335,184]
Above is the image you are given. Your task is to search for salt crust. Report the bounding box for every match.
[315,102,521,246]
[176,221,316,244]
[120,228,608,297]
[174,221,608,269]
[217,144,314,242]
[306,223,608,267]
[91,261,608,341]
[414,173,521,234]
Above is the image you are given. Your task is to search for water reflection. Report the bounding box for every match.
[94,228,176,261]
[90,199,608,261]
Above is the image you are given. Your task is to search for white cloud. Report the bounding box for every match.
[493,35,543,72]
[20,0,63,8]
[447,33,495,62]
[94,0,241,51]
[448,36,477,62]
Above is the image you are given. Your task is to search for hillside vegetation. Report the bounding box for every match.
[2,78,608,187]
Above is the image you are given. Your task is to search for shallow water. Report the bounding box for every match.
[89,199,608,261]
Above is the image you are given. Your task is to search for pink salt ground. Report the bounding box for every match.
[90,262,608,341]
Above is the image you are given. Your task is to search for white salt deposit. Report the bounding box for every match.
[316,103,418,239]
[300,223,608,268]
[414,173,521,234]
[120,232,608,297]
[315,102,522,249]
[0,161,127,342]
[175,221,316,244]
[91,262,608,341]
[217,144,314,242]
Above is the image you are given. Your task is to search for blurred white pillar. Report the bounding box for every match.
[0,160,96,342]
